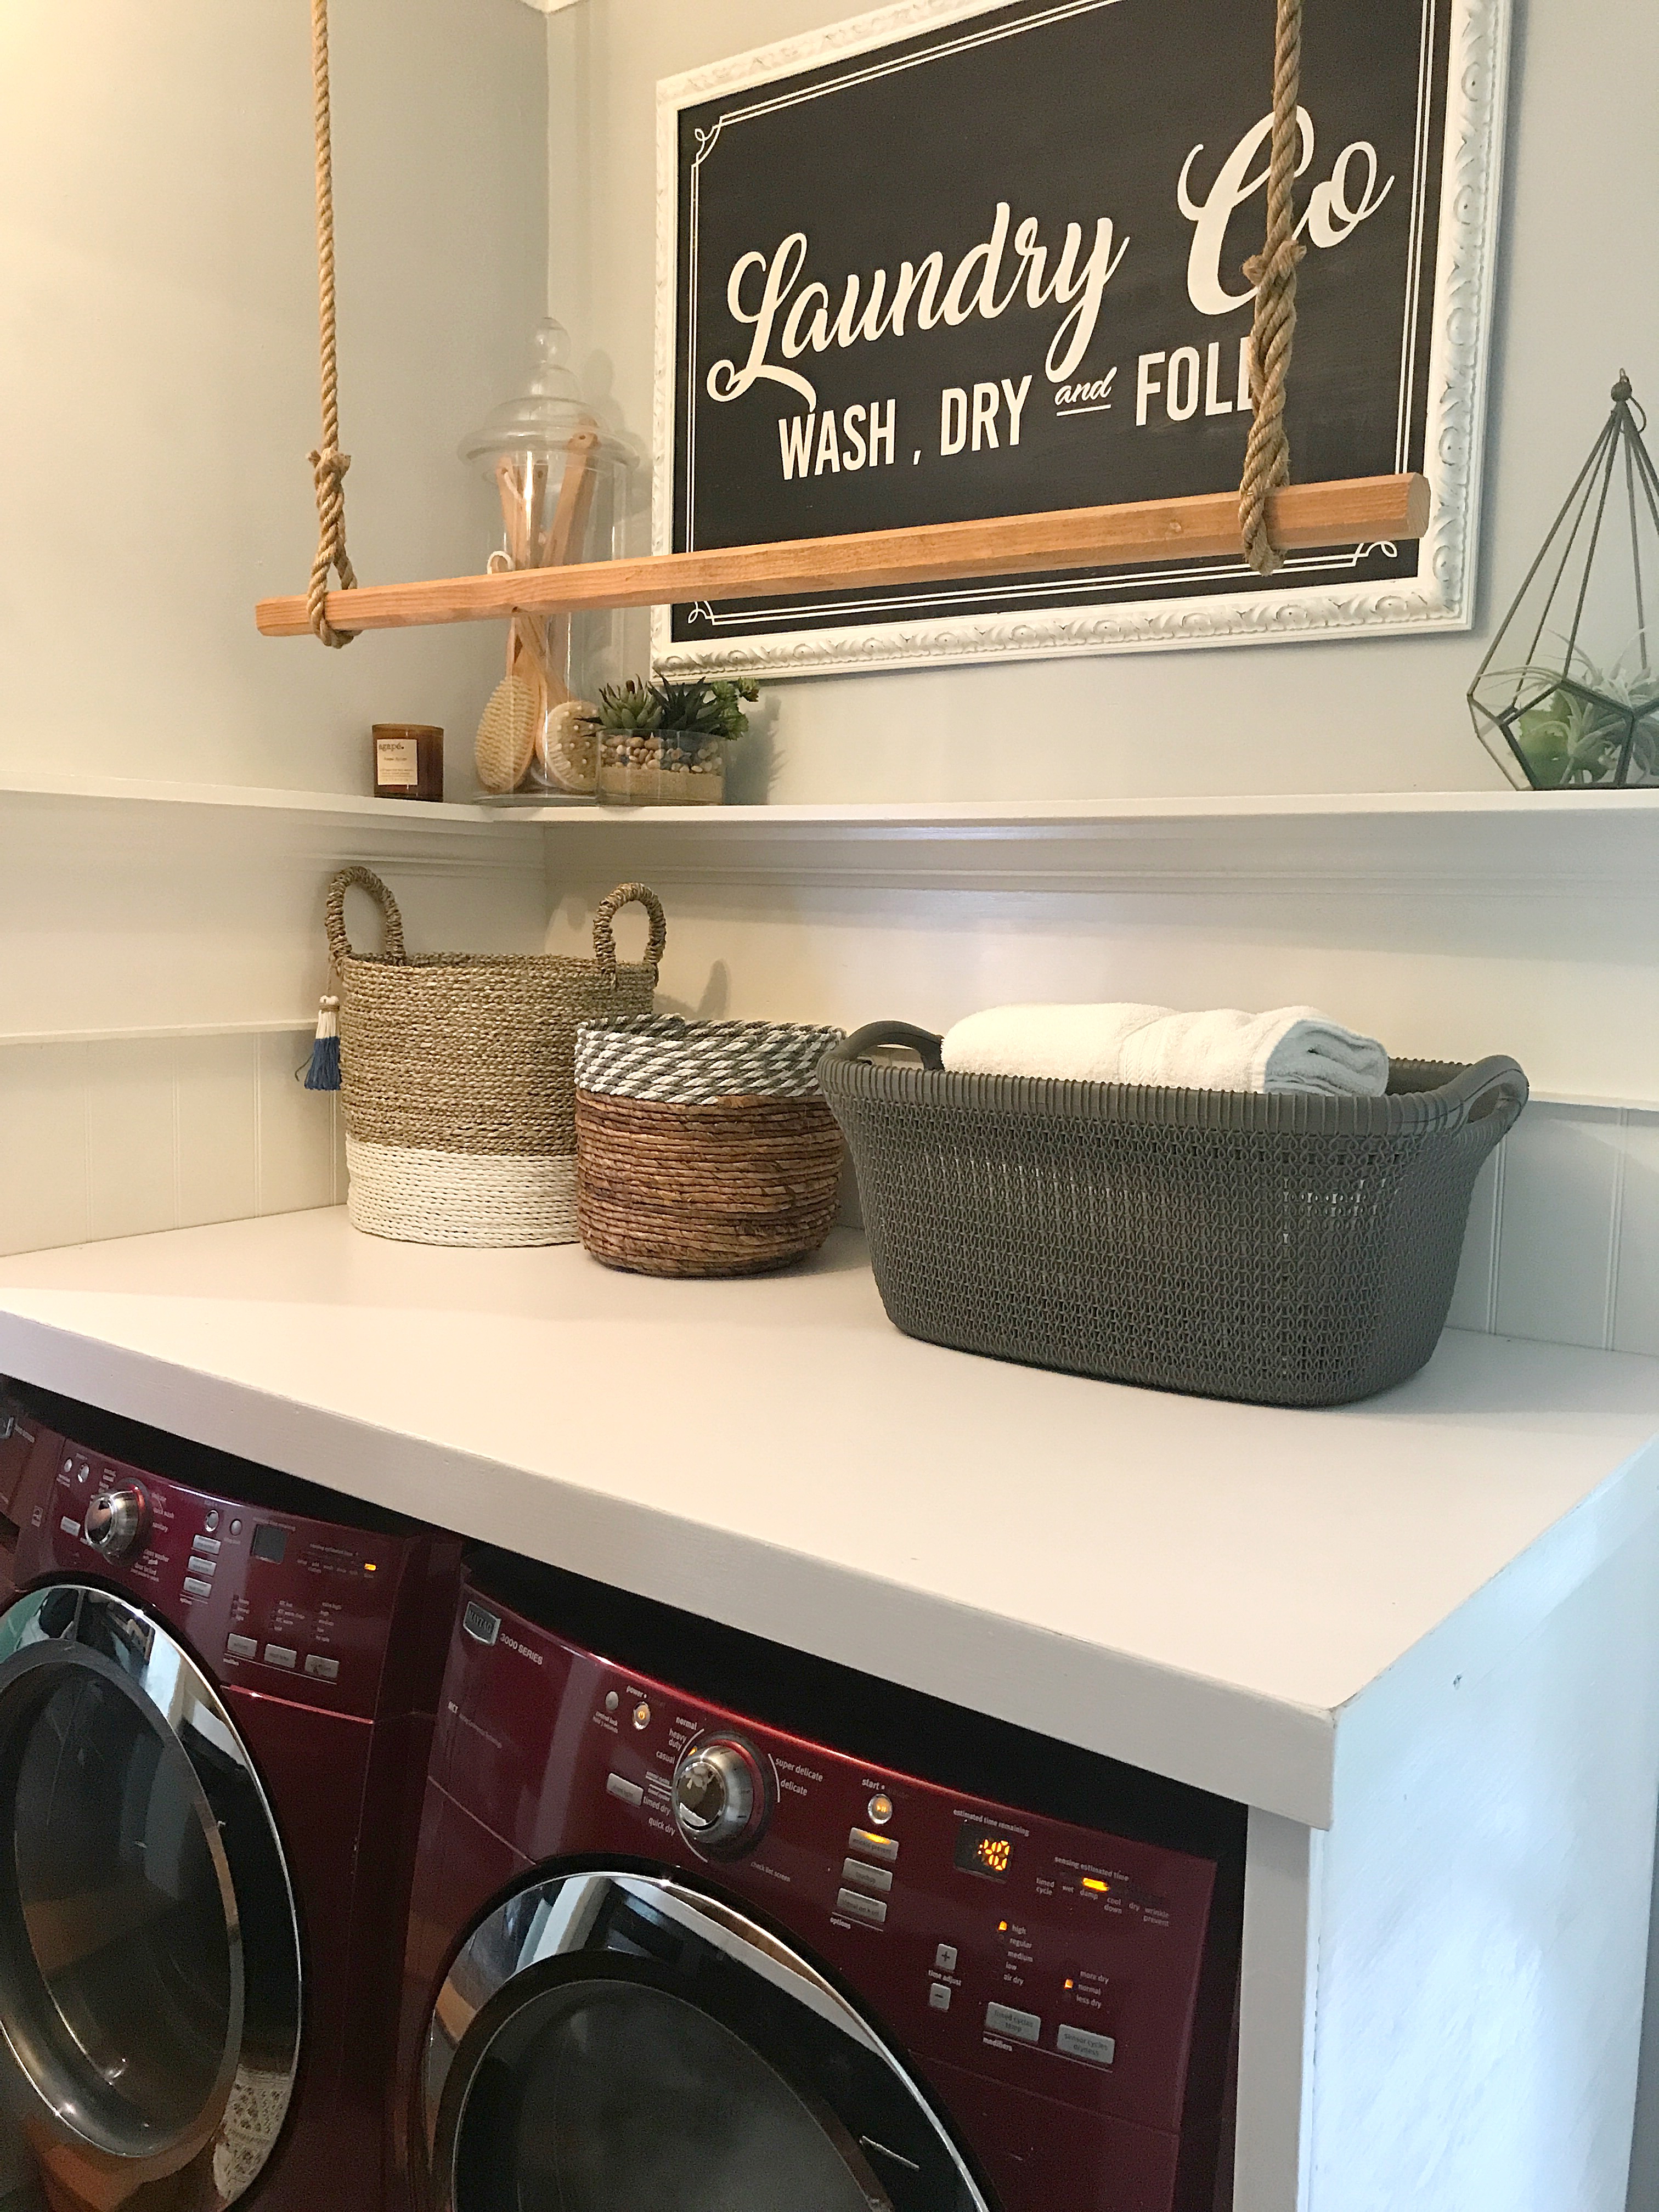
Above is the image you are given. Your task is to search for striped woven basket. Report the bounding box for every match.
[574,1016,846,1278]
[328,869,664,1247]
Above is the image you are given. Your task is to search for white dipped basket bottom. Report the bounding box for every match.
[325,868,664,1247]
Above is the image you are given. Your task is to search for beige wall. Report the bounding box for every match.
[0,0,547,797]
[546,0,1659,802]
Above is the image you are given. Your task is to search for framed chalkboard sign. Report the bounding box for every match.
[653,0,1509,676]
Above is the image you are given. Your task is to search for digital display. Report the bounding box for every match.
[954,1819,1015,1881]
[250,1525,289,1564]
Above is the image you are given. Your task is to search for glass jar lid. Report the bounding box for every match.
[459,319,627,468]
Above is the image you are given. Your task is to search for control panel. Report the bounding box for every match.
[438,1590,1227,2141]
[7,1431,409,1720]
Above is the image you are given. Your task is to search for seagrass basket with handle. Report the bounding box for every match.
[574,1015,846,1277]
[326,868,665,1247]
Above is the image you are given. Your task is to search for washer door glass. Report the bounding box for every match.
[0,1585,301,2201]
[464,1979,880,2211]
[11,1659,233,2136]
[429,1872,989,2212]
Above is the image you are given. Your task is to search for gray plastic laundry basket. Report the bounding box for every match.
[820,1023,1528,1408]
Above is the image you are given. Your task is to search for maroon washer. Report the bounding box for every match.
[396,1555,1244,2212]
[0,1380,460,2212]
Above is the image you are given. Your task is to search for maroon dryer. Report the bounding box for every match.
[396,1553,1244,2212]
[0,1380,461,2212]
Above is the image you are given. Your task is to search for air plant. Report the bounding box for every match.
[1490,634,1659,789]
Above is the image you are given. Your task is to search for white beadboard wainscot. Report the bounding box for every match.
[0,782,548,1259]
[0,1032,338,1259]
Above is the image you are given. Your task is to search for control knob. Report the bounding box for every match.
[672,1735,769,1857]
[84,1480,150,1561]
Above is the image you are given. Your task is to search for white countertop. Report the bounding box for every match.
[1,1209,1656,1829]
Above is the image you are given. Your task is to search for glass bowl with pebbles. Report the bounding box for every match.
[589,678,758,806]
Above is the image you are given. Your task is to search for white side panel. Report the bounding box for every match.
[1234,1813,1323,2212]
[1305,1514,1659,2211]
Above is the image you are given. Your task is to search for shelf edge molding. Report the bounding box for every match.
[255,473,1431,638]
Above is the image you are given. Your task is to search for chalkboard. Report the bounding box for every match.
[653,0,1508,676]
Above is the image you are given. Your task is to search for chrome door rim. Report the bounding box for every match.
[424,1867,992,2212]
[0,1585,302,2200]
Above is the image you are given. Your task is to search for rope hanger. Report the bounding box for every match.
[1240,0,1306,575]
[307,0,357,647]
[292,0,1319,645]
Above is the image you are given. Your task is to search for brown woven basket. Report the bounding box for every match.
[574,1017,845,1278]
[326,868,664,1248]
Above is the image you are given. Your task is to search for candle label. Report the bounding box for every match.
[376,737,420,789]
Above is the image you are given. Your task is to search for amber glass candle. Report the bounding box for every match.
[373,724,445,803]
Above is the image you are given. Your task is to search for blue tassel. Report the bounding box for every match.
[304,996,342,1092]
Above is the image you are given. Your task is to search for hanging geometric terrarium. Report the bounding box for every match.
[1470,376,1659,791]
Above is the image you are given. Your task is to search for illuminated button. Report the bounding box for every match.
[192,1536,222,1556]
[633,1701,651,1730]
[1056,2024,1116,2068]
[264,1644,298,1670]
[226,1635,257,1660]
[929,1982,952,2012]
[205,1513,220,1533]
[304,1655,340,1681]
[834,1888,888,1927]
[182,1578,212,1601]
[934,1944,958,1974]
[841,1857,894,1895]
[848,1828,899,1864]
[59,1517,81,1539]
[867,1793,894,1825]
[984,2002,1041,2046]
[606,1773,645,1807]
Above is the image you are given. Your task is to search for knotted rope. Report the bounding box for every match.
[1239,0,1306,577]
[307,0,358,647]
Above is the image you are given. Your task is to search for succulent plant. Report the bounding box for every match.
[653,680,725,736]
[651,675,763,738]
[588,679,663,736]
[708,678,760,741]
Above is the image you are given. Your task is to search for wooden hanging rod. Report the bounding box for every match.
[256,472,1429,638]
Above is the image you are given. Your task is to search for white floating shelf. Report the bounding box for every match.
[518,785,1659,894]
[494,787,1659,828]
[4,771,1656,890]
[0,767,507,830]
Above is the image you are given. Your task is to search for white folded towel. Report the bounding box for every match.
[941,1002,1389,1099]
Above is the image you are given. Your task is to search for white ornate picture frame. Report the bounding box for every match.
[653,0,1510,678]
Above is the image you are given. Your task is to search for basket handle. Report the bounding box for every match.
[835,1020,945,1073]
[1441,1056,1529,1136]
[592,884,667,987]
[326,868,407,968]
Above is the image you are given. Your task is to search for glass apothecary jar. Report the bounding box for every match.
[460,320,633,800]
